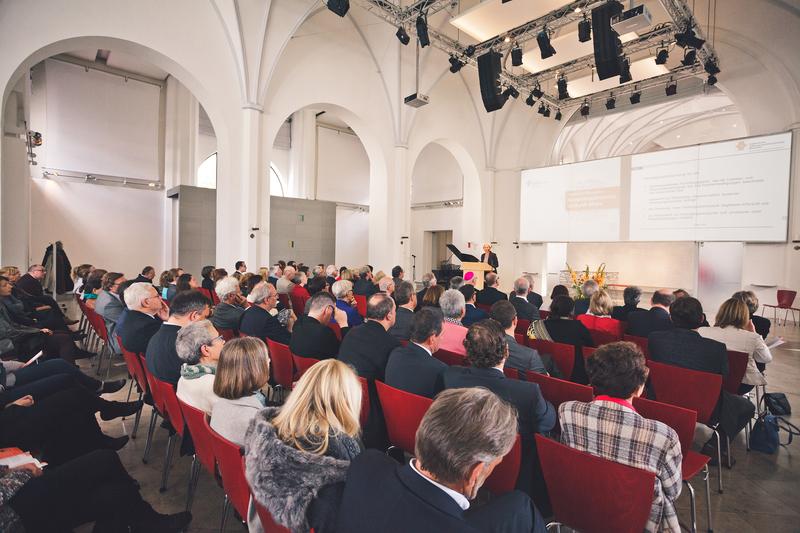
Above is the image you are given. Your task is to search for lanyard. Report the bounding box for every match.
[594,395,637,412]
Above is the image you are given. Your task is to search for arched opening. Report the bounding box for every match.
[197,152,217,189]
[269,163,285,197]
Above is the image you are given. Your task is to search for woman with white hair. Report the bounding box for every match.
[332,280,363,327]
[211,276,246,331]
[175,320,225,414]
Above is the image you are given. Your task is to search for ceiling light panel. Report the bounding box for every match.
[566,57,668,97]
[450,0,574,42]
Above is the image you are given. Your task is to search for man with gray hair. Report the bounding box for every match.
[378,276,395,297]
[438,289,467,355]
[239,281,294,344]
[276,265,296,295]
[511,277,539,321]
[574,279,599,316]
[388,281,416,341]
[415,272,436,310]
[336,387,547,532]
[118,282,169,354]
[449,276,464,290]
[175,319,224,414]
[353,265,378,297]
[211,276,246,330]
[476,272,507,307]
[612,286,644,321]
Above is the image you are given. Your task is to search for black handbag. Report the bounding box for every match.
[764,392,792,416]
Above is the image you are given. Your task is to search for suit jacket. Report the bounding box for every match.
[95,290,124,353]
[387,306,414,340]
[134,274,155,285]
[336,299,363,328]
[480,251,499,270]
[511,295,539,321]
[476,286,507,307]
[238,305,291,345]
[145,323,182,386]
[289,315,344,360]
[414,288,428,311]
[505,334,546,375]
[385,343,447,399]
[573,298,590,316]
[508,291,544,310]
[353,278,378,297]
[118,310,162,354]
[626,307,674,338]
[648,328,728,378]
[543,318,595,348]
[338,321,401,381]
[611,304,643,321]
[462,303,488,327]
[16,274,44,298]
[211,302,245,331]
[200,277,214,291]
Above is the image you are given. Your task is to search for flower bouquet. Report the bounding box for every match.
[566,262,607,298]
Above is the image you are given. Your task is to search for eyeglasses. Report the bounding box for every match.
[207,335,225,345]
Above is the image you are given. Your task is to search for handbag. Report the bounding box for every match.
[749,413,800,454]
[764,392,791,416]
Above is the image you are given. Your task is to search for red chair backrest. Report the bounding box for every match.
[514,333,525,346]
[525,371,593,409]
[724,350,749,395]
[515,319,531,335]
[117,335,148,393]
[483,434,522,495]
[375,380,432,454]
[432,348,468,367]
[539,310,550,319]
[632,396,696,452]
[140,354,166,414]
[623,335,649,357]
[327,321,343,341]
[253,499,291,533]
[588,329,621,347]
[208,430,251,520]
[581,346,597,360]
[278,293,290,310]
[776,289,797,308]
[292,354,321,380]
[218,328,237,341]
[536,435,655,533]
[647,360,722,424]
[177,398,217,475]
[149,376,185,436]
[354,294,367,317]
[289,292,308,315]
[476,303,492,313]
[265,339,294,389]
[357,376,370,426]
[503,367,519,380]
[530,339,575,380]
[86,309,109,341]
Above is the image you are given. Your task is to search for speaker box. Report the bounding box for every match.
[477,51,509,112]
[592,1,624,80]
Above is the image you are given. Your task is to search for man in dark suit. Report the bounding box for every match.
[386,307,447,398]
[510,277,539,321]
[490,301,547,375]
[460,285,488,326]
[626,290,676,337]
[476,273,506,307]
[132,266,156,285]
[391,265,404,289]
[648,296,754,464]
[353,266,378,297]
[508,275,543,309]
[289,291,349,359]
[145,290,211,386]
[15,264,77,325]
[612,286,644,321]
[480,243,499,273]
[118,282,168,354]
[209,276,246,331]
[415,273,436,311]
[572,280,598,316]
[239,282,294,344]
[388,281,415,340]
[336,387,547,533]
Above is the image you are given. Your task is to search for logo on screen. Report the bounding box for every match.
[736,141,746,151]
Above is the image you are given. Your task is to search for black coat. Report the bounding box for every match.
[510,296,539,321]
[573,298,590,316]
[145,323,182,386]
[507,291,543,310]
[41,242,73,294]
[462,304,488,327]
[239,305,291,345]
[543,318,595,348]
[385,343,447,399]
[338,321,401,382]
[648,329,728,378]
[118,310,163,354]
[480,251,499,270]
[353,278,378,297]
[388,306,414,341]
[611,304,643,321]
[626,307,674,338]
[289,315,344,360]
[476,286,507,307]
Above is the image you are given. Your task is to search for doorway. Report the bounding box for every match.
[423,230,454,274]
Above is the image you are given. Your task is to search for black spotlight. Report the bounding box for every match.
[396,26,410,45]
[416,15,430,47]
[675,26,705,49]
[511,44,523,66]
[554,109,563,121]
[619,57,632,83]
[704,59,720,75]
[327,0,350,17]
[502,86,520,99]
[629,90,641,104]
[557,75,569,100]
[580,100,590,117]
[681,49,697,66]
[707,74,718,86]
[605,95,616,110]
[543,106,551,118]
[532,83,544,99]
[655,48,669,65]
[465,45,476,57]
[449,55,464,73]
[538,102,547,115]
[537,29,556,59]
[578,17,591,43]
[525,92,536,106]
[665,80,677,96]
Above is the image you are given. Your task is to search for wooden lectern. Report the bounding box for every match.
[446,244,494,290]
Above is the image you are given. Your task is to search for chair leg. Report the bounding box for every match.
[684,479,697,533]
[220,494,231,533]
[725,434,732,469]
[185,456,201,513]
[744,420,750,452]
[160,432,179,492]
[703,465,713,532]
[142,408,159,464]
[131,391,144,439]
[125,378,134,402]
[713,429,723,493]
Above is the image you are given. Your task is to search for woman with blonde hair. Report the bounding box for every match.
[245,359,362,532]
[421,284,445,308]
[576,289,624,340]
[699,298,772,393]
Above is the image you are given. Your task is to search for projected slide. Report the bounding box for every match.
[629,133,792,241]
[519,158,621,242]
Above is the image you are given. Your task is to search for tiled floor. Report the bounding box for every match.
[79,321,800,532]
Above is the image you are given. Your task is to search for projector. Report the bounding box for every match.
[611,4,652,35]
[404,93,429,107]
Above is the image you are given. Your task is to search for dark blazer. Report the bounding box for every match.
[528,291,543,310]
[573,298,590,316]
[353,278,378,297]
[626,307,674,338]
[751,315,770,340]
[210,302,245,331]
[414,288,428,311]
[476,286,507,307]
[611,304,643,321]
[145,323,182,386]
[338,321,401,381]
[16,274,44,298]
[648,329,728,378]
[200,278,215,291]
[133,274,154,285]
[462,303,488,327]
[480,252,499,271]
[510,295,539,321]
[326,276,337,288]
[267,276,279,288]
[238,305,291,345]
[388,306,414,340]
[543,318,595,348]
[289,315,344,359]
[385,343,447,398]
[118,310,162,354]
[505,334,546,375]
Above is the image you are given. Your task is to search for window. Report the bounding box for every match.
[197,153,217,189]
[270,163,285,196]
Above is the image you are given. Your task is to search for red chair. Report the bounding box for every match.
[529,339,575,381]
[433,348,468,367]
[539,310,550,319]
[354,294,367,317]
[724,350,749,395]
[514,333,525,346]
[265,339,294,391]
[536,435,655,533]
[476,303,492,313]
[197,287,216,305]
[289,290,309,315]
[357,376,370,426]
[209,429,251,532]
[588,329,622,346]
[146,375,186,493]
[647,360,725,492]
[503,367,519,380]
[581,346,597,360]
[515,319,531,336]
[375,381,432,454]
[116,335,147,438]
[762,289,797,326]
[218,328,237,341]
[623,335,649,357]
[253,499,291,533]
[633,397,713,533]
[177,399,218,513]
[483,434,522,495]
[292,354,321,380]
[327,321,343,341]
[525,371,593,410]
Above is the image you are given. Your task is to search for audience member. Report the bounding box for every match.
[212,268,228,285]
[145,290,211,386]
[325,265,338,288]
[576,289,624,339]
[625,290,675,338]
[378,276,395,296]
[290,272,311,312]
[353,266,378,297]
[448,276,464,290]
[175,320,224,414]
[438,289,468,355]
[387,281,414,340]
[210,337,271,445]
[573,279,598,316]
[524,274,544,309]
[510,277,539,321]
[460,284,488,326]
[415,272,436,310]
[199,265,215,291]
[243,273,263,297]
[267,265,282,287]
[420,285,444,308]
[476,273,506,307]
[391,265,404,288]
[339,294,400,381]
[732,290,770,340]
[490,300,546,375]
[385,308,447,398]
[0,269,72,333]
[560,342,682,533]
[211,276,246,331]
[176,273,199,294]
[549,284,569,300]
[276,266,297,295]
[95,272,126,353]
[118,282,169,354]
[158,270,175,301]
[235,261,247,274]
[239,282,294,344]
[373,271,387,284]
[14,265,76,325]
[132,266,155,285]
[532,295,594,348]
[611,286,644,321]
[332,280,363,328]
[307,275,328,296]
[71,263,94,294]
[290,291,348,359]
[672,288,690,300]
[246,359,362,533]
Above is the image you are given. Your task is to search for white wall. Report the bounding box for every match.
[316,126,369,205]
[411,143,462,204]
[335,206,368,268]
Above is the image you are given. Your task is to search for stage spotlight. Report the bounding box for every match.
[605,94,616,110]
[532,83,544,99]
[396,26,410,45]
[327,0,349,17]
[665,80,677,96]
[578,17,591,43]
[629,89,641,104]
[449,55,464,73]
[502,86,520,99]
[704,59,720,75]
[538,102,547,115]
[537,29,556,59]
[681,49,697,66]
[416,15,430,47]
[655,48,669,65]
[525,92,536,106]
[557,75,569,100]
[707,74,718,86]
[580,100,590,117]
[619,57,632,83]
[554,109,563,121]
[465,45,476,57]
[675,26,705,49]
[511,43,523,66]
[543,106,551,118]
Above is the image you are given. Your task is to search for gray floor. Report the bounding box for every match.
[77,321,800,532]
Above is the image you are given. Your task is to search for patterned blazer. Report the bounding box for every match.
[559,399,683,533]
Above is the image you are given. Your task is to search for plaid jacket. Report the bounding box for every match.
[559,400,683,532]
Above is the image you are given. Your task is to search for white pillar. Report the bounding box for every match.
[393,145,411,273]
[289,109,316,199]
